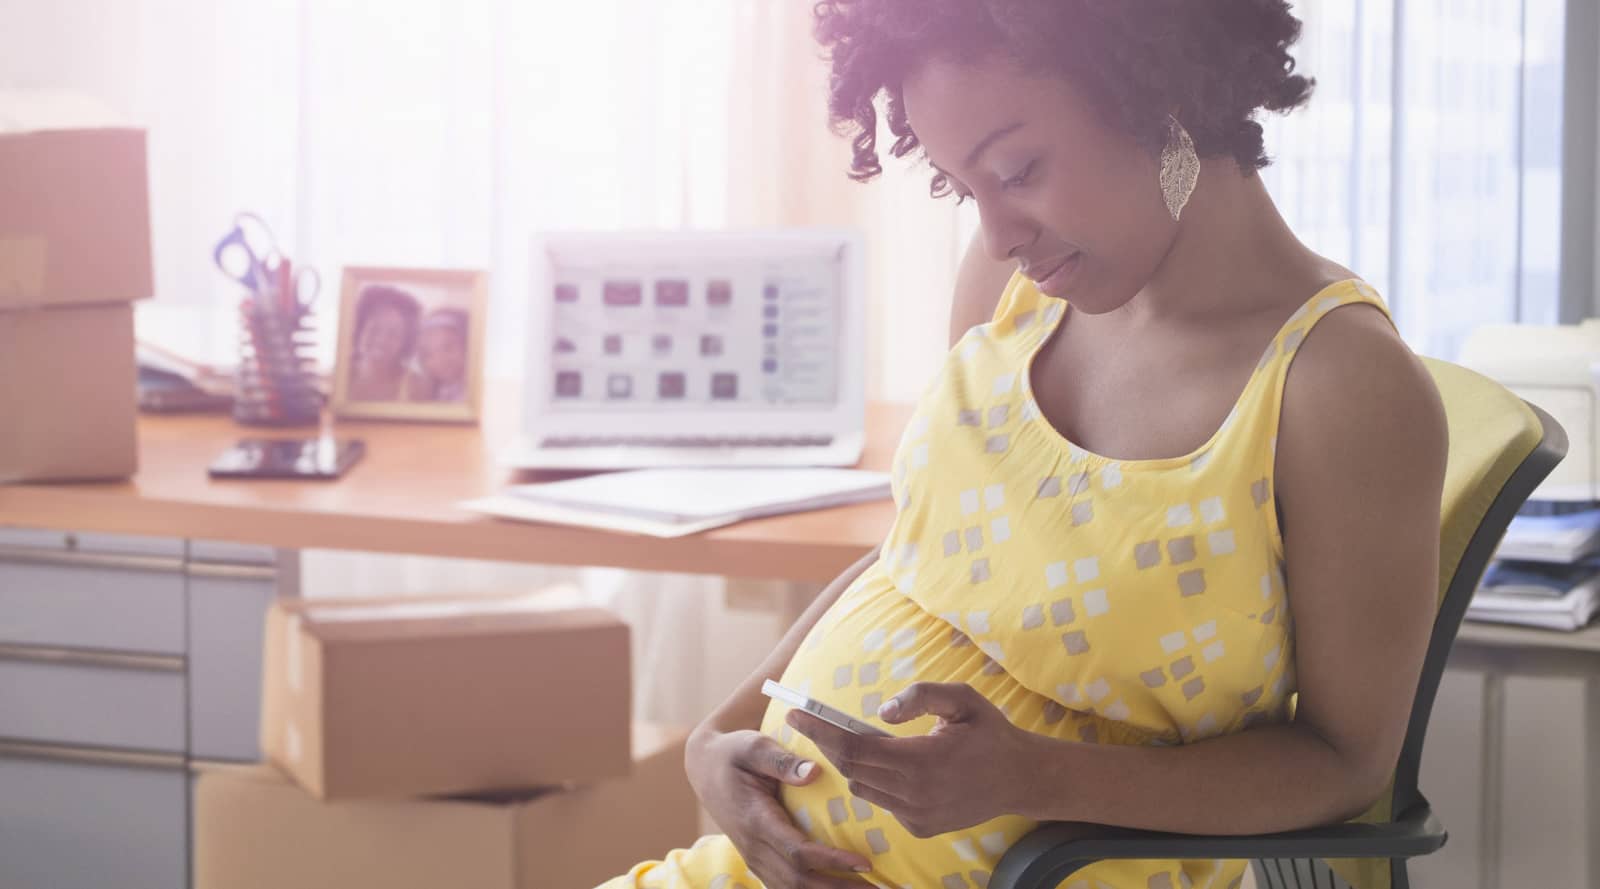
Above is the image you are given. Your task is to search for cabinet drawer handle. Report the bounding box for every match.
[0,546,184,575]
[0,737,185,771]
[187,561,279,581]
[0,643,185,673]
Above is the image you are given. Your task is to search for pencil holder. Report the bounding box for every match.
[235,298,323,426]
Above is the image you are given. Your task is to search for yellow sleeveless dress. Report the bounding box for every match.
[600,273,1396,889]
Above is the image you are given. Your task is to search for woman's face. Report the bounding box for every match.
[356,305,409,369]
[901,52,1177,314]
[418,326,466,383]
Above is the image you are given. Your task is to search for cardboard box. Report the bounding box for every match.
[1,90,151,482]
[261,594,632,800]
[196,723,698,889]
[0,90,153,309]
[0,302,137,482]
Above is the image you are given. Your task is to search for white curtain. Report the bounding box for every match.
[3,0,1571,383]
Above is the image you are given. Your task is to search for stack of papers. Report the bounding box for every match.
[461,467,891,538]
[137,340,236,397]
[1494,509,1600,563]
[1467,559,1600,632]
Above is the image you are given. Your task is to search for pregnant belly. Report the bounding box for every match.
[751,565,1258,889]
[755,567,1039,887]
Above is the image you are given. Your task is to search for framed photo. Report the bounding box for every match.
[331,266,488,423]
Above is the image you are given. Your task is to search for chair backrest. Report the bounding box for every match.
[1327,358,1566,889]
[1394,359,1565,810]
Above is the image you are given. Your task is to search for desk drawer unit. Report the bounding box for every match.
[187,561,279,761]
[0,529,184,559]
[0,546,186,654]
[0,742,187,889]
[0,645,186,752]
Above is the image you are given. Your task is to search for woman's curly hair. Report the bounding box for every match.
[815,0,1314,193]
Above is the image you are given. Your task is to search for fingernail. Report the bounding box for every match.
[879,699,900,720]
[854,864,872,873]
[796,760,815,779]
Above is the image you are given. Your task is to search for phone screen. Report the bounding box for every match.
[761,679,891,737]
[208,438,365,480]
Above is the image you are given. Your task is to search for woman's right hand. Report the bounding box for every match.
[686,727,874,888]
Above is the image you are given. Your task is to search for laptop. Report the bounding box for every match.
[505,229,867,470]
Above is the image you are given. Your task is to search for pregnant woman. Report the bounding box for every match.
[603,2,1447,887]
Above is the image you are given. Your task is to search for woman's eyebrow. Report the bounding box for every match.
[925,121,1026,182]
[963,121,1025,167]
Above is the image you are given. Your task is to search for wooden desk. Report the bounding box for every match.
[0,402,909,583]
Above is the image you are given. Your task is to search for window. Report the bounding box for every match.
[1260,0,1581,359]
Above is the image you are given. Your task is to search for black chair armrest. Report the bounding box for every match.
[990,799,1446,889]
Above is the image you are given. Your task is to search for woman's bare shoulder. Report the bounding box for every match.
[949,233,1016,346]
[1274,288,1448,527]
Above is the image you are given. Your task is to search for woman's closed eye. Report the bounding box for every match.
[1001,160,1037,190]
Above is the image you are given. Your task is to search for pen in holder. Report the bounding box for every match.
[212,212,326,427]
[235,296,323,427]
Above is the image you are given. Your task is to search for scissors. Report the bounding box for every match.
[274,259,321,318]
[212,212,286,297]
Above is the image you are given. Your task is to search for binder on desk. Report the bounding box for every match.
[1492,508,1600,564]
[1467,565,1600,631]
[1473,508,1600,631]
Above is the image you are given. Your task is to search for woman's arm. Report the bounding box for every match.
[692,545,882,740]
[1016,306,1447,833]
[949,231,1016,347]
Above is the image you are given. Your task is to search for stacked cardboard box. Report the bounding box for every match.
[196,724,693,889]
[195,594,696,888]
[259,594,635,799]
[0,90,150,482]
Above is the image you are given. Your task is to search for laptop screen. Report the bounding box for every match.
[541,238,848,412]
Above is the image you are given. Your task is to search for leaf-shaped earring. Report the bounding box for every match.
[1159,115,1199,222]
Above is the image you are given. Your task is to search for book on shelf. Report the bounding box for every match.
[1468,558,1600,632]
[1492,507,1600,564]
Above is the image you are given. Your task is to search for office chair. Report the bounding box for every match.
[992,357,1568,889]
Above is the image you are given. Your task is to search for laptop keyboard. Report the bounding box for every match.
[541,435,835,449]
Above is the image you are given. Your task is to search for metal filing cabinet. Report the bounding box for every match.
[0,530,295,889]
[187,542,287,762]
[0,744,189,889]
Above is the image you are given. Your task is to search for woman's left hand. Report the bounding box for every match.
[786,681,1042,837]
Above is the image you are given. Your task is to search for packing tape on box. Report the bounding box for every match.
[0,236,47,303]
[285,615,303,694]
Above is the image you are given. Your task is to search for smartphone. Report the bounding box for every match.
[208,437,365,480]
[762,679,892,738]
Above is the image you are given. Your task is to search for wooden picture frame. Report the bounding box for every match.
[331,266,487,423]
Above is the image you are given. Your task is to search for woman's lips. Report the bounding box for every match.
[1031,253,1082,297]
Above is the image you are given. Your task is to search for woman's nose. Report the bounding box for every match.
[978,202,1035,262]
